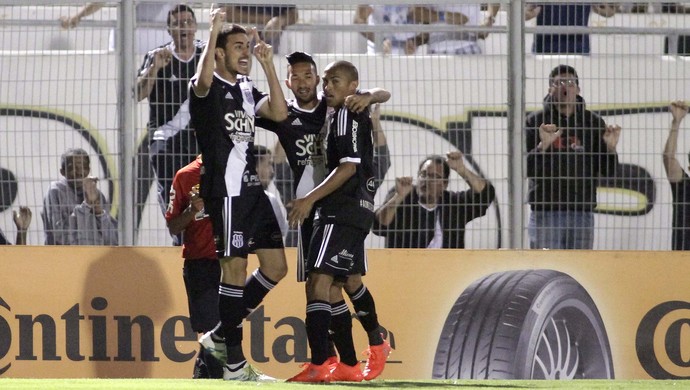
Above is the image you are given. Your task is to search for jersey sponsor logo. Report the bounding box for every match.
[351,120,358,152]
[224,110,254,135]
[360,199,374,211]
[232,232,244,248]
[295,133,324,157]
[242,171,262,186]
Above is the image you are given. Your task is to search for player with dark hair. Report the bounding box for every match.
[189,7,288,381]
[137,4,204,227]
[287,60,389,383]
[256,51,391,382]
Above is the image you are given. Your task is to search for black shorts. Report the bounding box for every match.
[183,258,221,333]
[306,223,368,282]
[206,193,284,259]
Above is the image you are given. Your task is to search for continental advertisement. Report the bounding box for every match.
[0,246,688,380]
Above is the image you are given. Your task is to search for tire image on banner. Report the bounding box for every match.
[432,269,614,379]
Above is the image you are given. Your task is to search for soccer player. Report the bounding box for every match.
[257,51,391,382]
[188,7,288,381]
[287,60,389,383]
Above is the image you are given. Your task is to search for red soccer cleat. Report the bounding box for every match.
[287,362,332,383]
[330,362,364,382]
[362,339,392,381]
[325,355,339,371]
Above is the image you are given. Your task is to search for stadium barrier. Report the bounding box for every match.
[1,246,689,379]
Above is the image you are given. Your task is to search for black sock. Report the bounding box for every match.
[348,284,383,345]
[330,300,357,366]
[244,269,277,316]
[305,300,331,365]
[218,283,245,364]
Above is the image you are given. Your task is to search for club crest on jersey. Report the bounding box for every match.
[232,232,244,248]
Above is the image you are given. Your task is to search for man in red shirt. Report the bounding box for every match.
[165,155,222,378]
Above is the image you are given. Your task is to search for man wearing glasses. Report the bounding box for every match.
[525,64,620,249]
[372,152,494,248]
[137,4,203,235]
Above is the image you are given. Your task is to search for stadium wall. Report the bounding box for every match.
[1,246,688,380]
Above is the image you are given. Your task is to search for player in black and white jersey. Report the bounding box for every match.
[287,61,391,383]
[137,4,204,221]
[256,51,390,381]
[188,7,288,382]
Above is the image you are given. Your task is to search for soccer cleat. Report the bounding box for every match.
[330,362,364,382]
[223,362,276,382]
[362,339,392,380]
[192,357,209,379]
[199,331,227,365]
[325,355,339,371]
[286,362,332,383]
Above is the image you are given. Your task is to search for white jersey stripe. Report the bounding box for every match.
[314,224,334,268]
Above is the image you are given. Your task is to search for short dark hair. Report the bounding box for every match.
[324,60,358,82]
[549,64,579,85]
[286,51,316,68]
[60,148,89,171]
[167,4,196,27]
[216,24,248,50]
[418,155,450,179]
[252,144,271,158]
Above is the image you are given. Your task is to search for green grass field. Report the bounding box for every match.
[0,379,686,390]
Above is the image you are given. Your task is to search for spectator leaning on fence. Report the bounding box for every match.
[525,64,620,250]
[42,148,118,246]
[372,151,495,248]
[662,100,690,250]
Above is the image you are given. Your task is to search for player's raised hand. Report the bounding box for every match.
[251,27,274,64]
[209,3,226,31]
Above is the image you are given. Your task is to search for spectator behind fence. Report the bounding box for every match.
[164,154,223,379]
[137,4,202,223]
[525,3,617,54]
[526,64,620,249]
[353,5,424,55]
[372,152,495,248]
[42,148,118,246]
[220,4,298,53]
[422,3,500,55]
[0,207,32,245]
[662,100,690,250]
[59,2,175,54]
